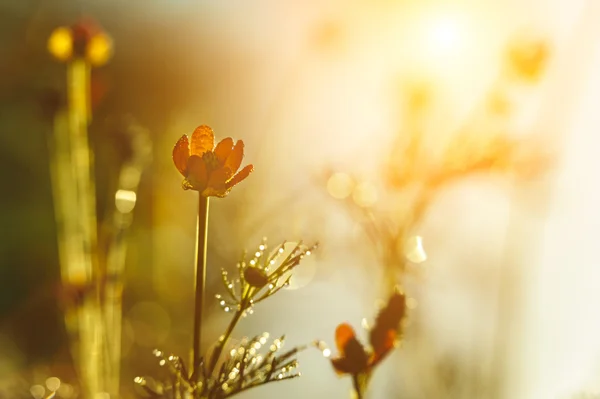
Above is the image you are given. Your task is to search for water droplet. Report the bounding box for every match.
[115,189,137,213]
[322,348,331,358]
[405,235,427,264]
[46,377,61,392]
[361,318,370,330]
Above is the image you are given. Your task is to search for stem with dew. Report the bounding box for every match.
[207,297,247,375]
[193,195,209,379]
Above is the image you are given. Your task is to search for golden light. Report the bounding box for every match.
[426,15,465,58]
[87,33,113,66]
[45,377,61,392]
[115,189,137,213]
[404,235,427,264]
[48,27,73,61]
[352,181,378,207]
[57,383,74,398]
[29,385,45,399]
[327,172,354,199]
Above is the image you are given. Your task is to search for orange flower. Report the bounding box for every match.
[330,291,406,376]
[172,125,254,197]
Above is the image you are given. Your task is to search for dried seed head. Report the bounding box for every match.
[244,267,269,288]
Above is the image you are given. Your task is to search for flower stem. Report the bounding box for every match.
[352,374,364,399]
[192,195,209,379]
[207,308,244,375]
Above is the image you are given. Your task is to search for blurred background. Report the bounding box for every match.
[2,0,600,398]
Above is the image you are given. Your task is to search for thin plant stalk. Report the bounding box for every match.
[207,308,244,375]
[352,375,364,399]
[193,196,210,379]
[104,124,151,396]
[66,58,104,398]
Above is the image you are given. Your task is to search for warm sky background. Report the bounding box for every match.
[2,1,600,398]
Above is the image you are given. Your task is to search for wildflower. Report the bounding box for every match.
[330,290,406,375]
[505,36,549,82]
[48,19,113,65]
[172,125,253,197]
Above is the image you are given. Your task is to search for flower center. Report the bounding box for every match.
[202,151,221,172]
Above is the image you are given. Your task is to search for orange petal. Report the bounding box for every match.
[204,167,229,197]
[332,324,369,374]
[331,357,356,375]
[214,137,234,164]
[226,164,253,189]
[202,186,230,198]
[186,155,208,191]
[190,125,215,157]
[335,323,357,355]
[224,140,244,175]
[369,329,396,367]
[172,135,190,176]
[369,291,406,356]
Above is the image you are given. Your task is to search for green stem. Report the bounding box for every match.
[193,196,209,379]
[207,308,244,376]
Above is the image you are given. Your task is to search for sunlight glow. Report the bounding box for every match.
[427,15,464,57]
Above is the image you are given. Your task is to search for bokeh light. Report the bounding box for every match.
[48,27,73,61]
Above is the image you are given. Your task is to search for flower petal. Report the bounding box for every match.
[214,137,234,164]
[335,323,357,355]
[369,291,406,357]
[226,164,253,189]
[202,186,230,198]
[203,167,229,197]
[331,357,358,375]
[332,324,369,374]
[172,135,190,176]
[224,140,245,175]
[190,125,215,156]
[186,155,208,191]
[369,329,396,368]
